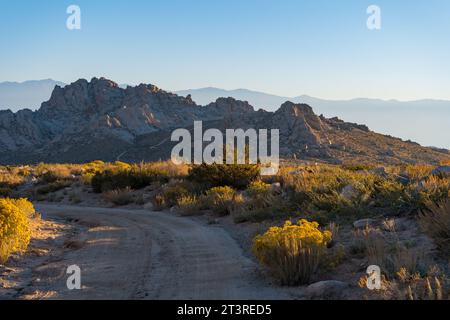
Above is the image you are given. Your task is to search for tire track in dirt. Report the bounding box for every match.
[28,204,292,300]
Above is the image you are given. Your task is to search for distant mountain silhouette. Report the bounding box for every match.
[175,88,450,149]
[0,79,66,111]
[1,81,448,149]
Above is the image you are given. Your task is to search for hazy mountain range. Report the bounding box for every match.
[0,79,66,111]
[0,77,447,165]
[176,88,450,150]
[0,79,449,149]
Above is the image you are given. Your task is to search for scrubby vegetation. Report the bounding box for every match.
[102,187,136,206]
[419,200,450,255]
[0,159,448,298]
[187,163,260,189]
[253,219,332,285]
[91,161,188,193]
[0,198,36,263]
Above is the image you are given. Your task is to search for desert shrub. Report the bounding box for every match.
[204,186,243,216]
[147,161,189,178]
[91,162,186,193]
[0,171,25,188]
[9,198,38,218]
[419,200,450,255]
[36,181,71,195]
[151,182,191,210]
[92,167,154,192]
[253,219,332,285]
[390,267,450,300]
[247,180,271,195]
[80,160,106,174]
[361,267,450,300]
[36,164,73,183]
[352,227,426,278]
[152,194,166,211]
[176,195,201,216]
[282,167,378,221]
[80,172,96,185]
[408,176,450,211]
[341,162,376,171]
[246,180,277,207]
[103,187,135,206]
[403,164,433,180]
[0,198,32,263]
[277,164,450,222]
[232,181,288,223]
[187,163,260,190]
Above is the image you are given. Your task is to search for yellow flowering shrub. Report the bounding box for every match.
[9,198,37,218]
[253,219,332,285]
[0,198,32,263]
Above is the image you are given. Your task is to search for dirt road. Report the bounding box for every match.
[14,204,292,300]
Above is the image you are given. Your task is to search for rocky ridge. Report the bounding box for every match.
[0,77,447,164]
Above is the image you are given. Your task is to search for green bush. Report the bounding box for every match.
[152,182,191,210]
[204,186,243,216]
[187,163,260,190]
[92,165,164,193]
[90,161,189,193]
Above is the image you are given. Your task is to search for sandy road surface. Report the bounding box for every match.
[16,204,292,300]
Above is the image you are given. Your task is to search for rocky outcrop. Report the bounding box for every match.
[0,77,448,164]
[0,109,49,151]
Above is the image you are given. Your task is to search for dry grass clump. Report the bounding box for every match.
[419,200,450,255]
[176,195,201,216]
[351,226,426,278]
[0,167,27,188]
[360,267,450,300]
[103,187,136,206]
[35,163,74,183]
[389,267,449,300]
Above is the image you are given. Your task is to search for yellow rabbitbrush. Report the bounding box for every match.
[253,219,332,285]
[0,198,33,263]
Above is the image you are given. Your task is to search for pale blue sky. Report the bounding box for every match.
[1,0,450,100]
